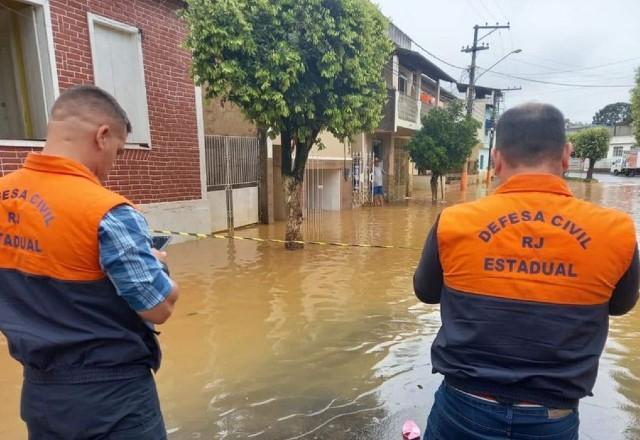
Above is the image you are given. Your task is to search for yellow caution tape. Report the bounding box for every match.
[151,230,419,250]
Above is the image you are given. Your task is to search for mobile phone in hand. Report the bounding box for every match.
[151,235,172,251]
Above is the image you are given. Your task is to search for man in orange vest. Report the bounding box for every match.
[0,85,179,439]
[414,103,638,439]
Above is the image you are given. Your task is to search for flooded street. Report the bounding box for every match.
[1,174,640,439]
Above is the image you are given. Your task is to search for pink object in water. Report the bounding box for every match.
[402,420,421,440]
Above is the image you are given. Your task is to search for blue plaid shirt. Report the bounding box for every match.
[98,205,173,312]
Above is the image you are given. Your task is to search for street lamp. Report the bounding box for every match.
[475,49,522,82]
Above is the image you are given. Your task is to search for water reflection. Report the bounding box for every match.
[0,174,639,439]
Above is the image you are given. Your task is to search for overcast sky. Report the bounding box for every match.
[375,0,640,123]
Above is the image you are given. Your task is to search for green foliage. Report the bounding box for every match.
[182,0,393,162]
[571,127,611,162]
[571,127,610,180]
[407,101,481,176]
[592,102,632,126]
[632,68,640,145]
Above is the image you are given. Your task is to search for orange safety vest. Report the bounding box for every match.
[432,173,636,408]
[0,154,160,381]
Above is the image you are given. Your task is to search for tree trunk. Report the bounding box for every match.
[586,159,595,181]
[280,127,319,250]
[430,174,439,202]
[283,175,304,250]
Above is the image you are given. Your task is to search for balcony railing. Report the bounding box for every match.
[398,93,419,124]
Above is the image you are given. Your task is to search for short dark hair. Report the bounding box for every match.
[495,103,566,166]
[50,85,132,134]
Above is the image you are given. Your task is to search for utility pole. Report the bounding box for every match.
[486,86,521,186]
[460,23,510,191]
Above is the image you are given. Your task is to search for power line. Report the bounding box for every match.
[475,68,635,88]
[528,84,624,99]
[508,56,640,77]
[465,0,487,23]
[387,45,634,89]
[477,0,500,22]
[490,0,510,23]
[384,24,637,90]
[408,38,466,71]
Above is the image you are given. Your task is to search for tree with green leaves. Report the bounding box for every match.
[592,102,633,126]
[569,127,611,181]
[182,0,393,249]
[408,101,480,201]
[632,68,640,146]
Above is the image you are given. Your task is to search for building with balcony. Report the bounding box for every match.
[352,24,458,203]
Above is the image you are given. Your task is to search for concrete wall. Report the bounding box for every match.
[208,187,259,232]
[140,186,259,242]
[413,174,449,196]
[202,97,257,137]
[271,131,349,159]
[233,186,259,227]
[208,190,227,232]
[314,132,350,159]
[351,132,373,155]
[141,199,211,242]
[322,170,341,211]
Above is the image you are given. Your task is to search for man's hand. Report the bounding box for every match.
[151,249,167,262]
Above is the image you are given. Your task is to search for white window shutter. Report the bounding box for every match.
[91,19,151,145]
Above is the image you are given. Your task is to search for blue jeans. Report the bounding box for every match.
[425,383,579,440]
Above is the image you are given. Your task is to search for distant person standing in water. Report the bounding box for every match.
[413,102,639,439]
[373,157,384,206]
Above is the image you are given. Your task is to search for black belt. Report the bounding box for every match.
[24,365,151,384]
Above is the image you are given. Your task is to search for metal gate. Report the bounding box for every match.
[352,151,374,207]
[205,135,259,234]
[302,158,324,241]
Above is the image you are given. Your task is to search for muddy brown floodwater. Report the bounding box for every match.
[1,174,639,439]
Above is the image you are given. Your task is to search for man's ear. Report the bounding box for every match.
[492,148,503,175]
[95,125,110,151]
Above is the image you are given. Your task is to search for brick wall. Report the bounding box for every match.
[0,0,202,205]
[0,148,39,177]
